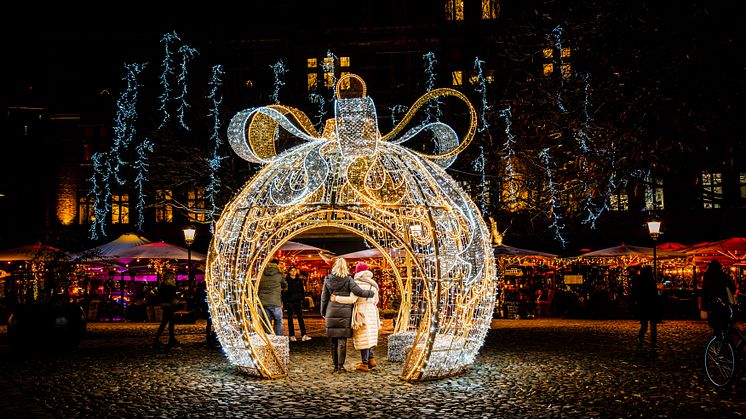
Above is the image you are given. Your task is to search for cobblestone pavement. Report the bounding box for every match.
[1,317,745,418]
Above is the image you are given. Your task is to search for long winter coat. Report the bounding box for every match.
[629,270,660,321]
[335,270,381,350]
[320,274,374,338]
[258,264,287,307]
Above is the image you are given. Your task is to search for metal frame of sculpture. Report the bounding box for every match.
[206,74,496,381]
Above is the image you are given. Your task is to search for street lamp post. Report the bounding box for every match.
[183,226,196,302]
[647,217,662,281]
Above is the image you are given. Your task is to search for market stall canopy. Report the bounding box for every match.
[578,243,686,259]
[656,242,689,252]
[113,242,207,262]
[279,241,331,252]
[493,244,557,258]
[684,237,746,264]
[0,243,71,261]
[75,232,152,260]
[336,248,385,259]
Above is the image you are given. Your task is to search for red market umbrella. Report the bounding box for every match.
[656,242,689,252]
[685,237,746,265]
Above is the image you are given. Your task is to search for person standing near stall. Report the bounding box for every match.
[258,258,287,336]
[153,271,179,348]
[629,266,660,351]
[284,266,311,342]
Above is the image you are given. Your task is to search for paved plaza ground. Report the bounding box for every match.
[1,317,745,418]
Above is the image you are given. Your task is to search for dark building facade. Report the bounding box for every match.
[1,0,744,253]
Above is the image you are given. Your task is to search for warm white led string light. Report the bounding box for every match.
[207,74,496,381]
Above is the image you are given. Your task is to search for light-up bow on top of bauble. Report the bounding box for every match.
[227,73,477,207]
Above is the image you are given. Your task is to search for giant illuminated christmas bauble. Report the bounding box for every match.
[206,74,495,381]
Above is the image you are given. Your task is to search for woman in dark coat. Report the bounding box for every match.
[320,258,374,372]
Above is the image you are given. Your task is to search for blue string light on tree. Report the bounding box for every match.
[322,50,337,90]
[134,140,154,232]
[176,44,199,131]
[158,31,180,129]
[307,94,327,130]
[473,57,490,133]
[270,59,287,105]
[206,65,226,230]
[422,51,442,121]
[111,63,145,185]
[89,63,144,240]
[547,25,567,113]
[499,107,518,208]
[87,153,108,240]
[472,145,488,214]
[539,147,566,247]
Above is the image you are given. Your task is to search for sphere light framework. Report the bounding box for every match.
[206,74,496,381]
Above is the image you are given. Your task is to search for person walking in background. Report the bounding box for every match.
[195,280,218,348]
[701,259,736,336]
[320,258,374,373]
[332,262,381,372]
[629,266,660,351]
[258,258,287,336]
[154,271,179,348]
[284,266,311,342]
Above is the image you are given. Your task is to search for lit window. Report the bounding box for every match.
[307,58,317,68]
[645,178,665,211]
[112,193,129,224]
[78,195,95,225]
[155,189,173,223]
[561,64,572,79]
[543,64,553,76]
[323,56,334,70]
[452,71,463,86]
[609,190,629,211]
[324,72,335,88]
[740,173,746,201]
[188,188,206,222]
[307,73,318,91]
[702,171,723,209]
[561,47,571,58]
[482,0,500,20]
[338,72,350,90]
[501,175,527,212]
[339,57,350,67]
[445,0,464,21]
[543,48,553,59]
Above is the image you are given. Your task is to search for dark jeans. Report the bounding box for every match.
[286,301,306,336]
[155,305,176,342]
[361,347,375,363]
[330,337,347,368]
[638,318,657,347]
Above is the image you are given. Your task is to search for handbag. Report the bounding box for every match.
[725,287,736,305]
[352,305,366,330]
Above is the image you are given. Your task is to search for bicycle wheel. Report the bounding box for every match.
[704,334,737,388]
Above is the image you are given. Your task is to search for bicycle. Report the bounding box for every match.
[704,302,745,388]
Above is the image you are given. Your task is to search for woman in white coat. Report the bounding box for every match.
[331,261,380,372]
